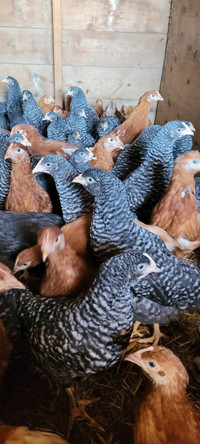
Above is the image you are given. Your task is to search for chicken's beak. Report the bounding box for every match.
[4,147,12,160]
[2,77,8,84]
[85,148,97,161]
[156,92,164,101]
[22,92,28,101]
[20,134,31,147]
[42,250,49,262]
[137,253,160,280]
[65,87,73,97]
[181,122,195,136]
[32,159,46,174]
[72,174,88,186]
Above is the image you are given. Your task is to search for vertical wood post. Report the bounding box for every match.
[52,0,63,106]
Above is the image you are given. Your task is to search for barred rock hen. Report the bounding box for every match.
[38,94,56,114]
[67,118,97,149]
[38,225,97,297]
[69,147,96,172]
[22,90,46,135]
[65,86,99,135]
[2,76,25,127]
[124,121,194,221]
[107,90,163,145]
[74,168,200,342]
[0,131,31,209]
[151,151,200,249]
[44,112,68,141]
[11,123,78,158]
[0,252,159,386]
[125,346,200,444]
[96,116,121,138]
[195,177,200,211]
[0,211,63,268]
[5,144,52,213]
[33,155,93,222]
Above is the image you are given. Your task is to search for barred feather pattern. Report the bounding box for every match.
[47,114,67,141]
[0,251,181,385]
[0,131,11,208]
[124,121,190,220]
[80,168,200,312]
[96,116,120,138]
[37,155,93,222]
[195,177,200,211]
[113,125,161,180]
[22,91,46,135]
[66,87,99,134]
[6,78,25,127]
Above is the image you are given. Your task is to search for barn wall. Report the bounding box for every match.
[0,0,171,120]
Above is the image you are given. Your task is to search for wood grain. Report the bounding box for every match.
[61,30,167,68]
[61,0,170,33]
[0,0,52,28]
[52,0,63,106]
[156,0,200,147]
[0,28,53,64]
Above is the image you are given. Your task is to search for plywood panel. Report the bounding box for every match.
[61,0,170,33]
[62,30,167,68]
[0,28,53,64]
[0,64,54,102]
[156,0,200,147]
[0,0,52,28]
[63,66,162,99]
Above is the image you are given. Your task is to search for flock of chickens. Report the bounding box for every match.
[0,75,200,443]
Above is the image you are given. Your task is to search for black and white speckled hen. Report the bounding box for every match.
[123,121,194,221]
[45,112,68,141]
[2,76,25,128]
[73,168,200,338]
[69,147,96,172]
[67,118,97,149]
[96,116,121,138]
[0,252,161,385]
[22,90,46,136]
[65,86,99,135]
[33,155,93,222]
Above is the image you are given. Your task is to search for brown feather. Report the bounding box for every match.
[0,424,69,443]
[38,94,56,115]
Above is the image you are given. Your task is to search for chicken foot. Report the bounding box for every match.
[137,323,167,345]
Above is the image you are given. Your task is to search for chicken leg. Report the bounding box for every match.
[137,323,167,345]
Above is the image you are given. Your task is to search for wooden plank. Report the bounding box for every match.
[156,0,200,147]
[63,66,162,99]
[0,28,53,64]
[52,0,63,106]
[61,0,170,33]
[61,30,167,68]
[0,64,54,102]
[0,0,52,28]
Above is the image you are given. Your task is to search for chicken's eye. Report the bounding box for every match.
[55,237,60,243]
[193,159,198,164]
[177,128,182,132]
[109,138,114,142]
[80,152,84,156]
[46,163,51,167]
[15,148,23,154]
[150,94,155,98]
[148,361,156,367]
[88,177,93,183]
[137,263,146,271]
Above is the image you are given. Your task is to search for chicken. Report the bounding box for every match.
[14,214,93,277]
[5,144,52,213]
[2,76,25,128]
[151,151,200,252]
[0,211,63,269]
[38,94,56,114]
[195,176,200,211]
[89,135,124,172]
[38,225,97,297]
[22,90,46,136]
[73,168,200,343]
[52,105,69,119]
[125,346,200,444]
[44,112,68,141]
[32,155,93,223]
[0,319,13,379]
[69,147,96,172]
[124,121,194,222]
[0,252,159,386]
[107,90,164,145]
[11,124,79,158]
[64,86,99,135]
[96,116,121,138]
[91,98,104,118]
[0,424,69,443]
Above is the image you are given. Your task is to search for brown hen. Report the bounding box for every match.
[5,144,52,213]
[0,424,69,444]
[38,225,97,297]
[108,90,163,145]
[10,124,78,159]
[52,105,69,119]
[90,135,124,171]
[38,94,56,114]
[151,151,200,255]
[125,346,200,444]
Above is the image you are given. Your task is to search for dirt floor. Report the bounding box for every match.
[0,309,200,444]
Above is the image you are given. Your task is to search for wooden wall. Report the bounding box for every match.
[156,0,200,146]
[0,0,170,120]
